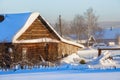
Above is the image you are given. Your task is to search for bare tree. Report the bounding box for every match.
[53,16,70,37]
[84,8,103,39]
[70,14,86,41]
[53,8,103,44]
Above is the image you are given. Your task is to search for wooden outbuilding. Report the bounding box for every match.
[0,12,84,67]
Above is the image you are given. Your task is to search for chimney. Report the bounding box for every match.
[59,15,62,37]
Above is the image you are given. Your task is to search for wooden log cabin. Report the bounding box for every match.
[0,12,84,67]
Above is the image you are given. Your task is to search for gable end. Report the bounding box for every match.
[17,18,60,40]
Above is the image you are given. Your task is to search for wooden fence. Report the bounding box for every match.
[98,48,120,56]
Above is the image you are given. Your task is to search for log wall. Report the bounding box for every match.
[17,18,59,40]
[0,42,82,68]
[17,42,59,62]
[58,42,82,58]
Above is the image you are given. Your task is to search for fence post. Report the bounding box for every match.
[98,49,101,57]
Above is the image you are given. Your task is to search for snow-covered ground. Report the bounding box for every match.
[61,47,120,69]
[0,70,120,80]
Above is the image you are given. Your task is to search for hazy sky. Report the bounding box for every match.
[0,0,120,23]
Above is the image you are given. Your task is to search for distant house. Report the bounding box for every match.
[0,12,84,67]
[97,27,120,45]
[87,35,96,46]
[70,35,96,47]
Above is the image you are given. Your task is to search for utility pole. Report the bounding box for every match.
[59,15,62,37]
[87,24,90,47]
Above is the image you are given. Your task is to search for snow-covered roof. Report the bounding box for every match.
[0,12,31,42]
[103,27,120,39]
[0,12,84,48]
[12,12,40,43]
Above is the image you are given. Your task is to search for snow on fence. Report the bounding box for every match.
[1,64,119,72]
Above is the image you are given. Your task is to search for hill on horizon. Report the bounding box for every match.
[98,21,120,28]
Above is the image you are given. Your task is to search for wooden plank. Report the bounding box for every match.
[98,48,120,50]
[98,48,120,56]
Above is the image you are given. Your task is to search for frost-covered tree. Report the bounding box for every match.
[84,8,103,39]
[54,16,70,37]
[70,14,86,40]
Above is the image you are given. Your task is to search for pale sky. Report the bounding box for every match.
[0,0,120,23]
